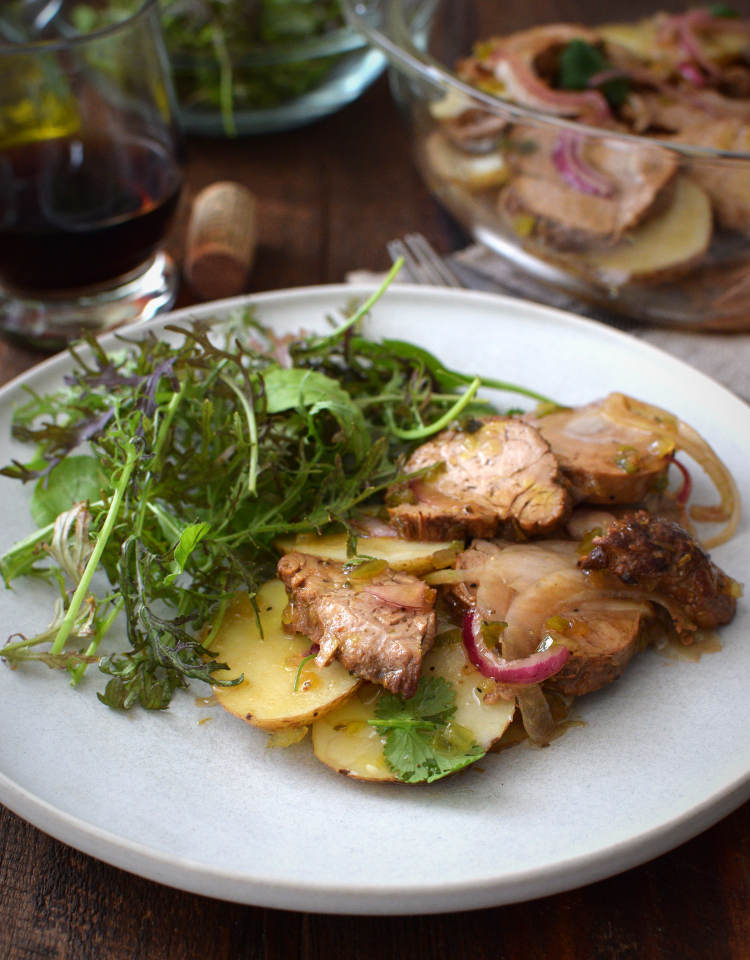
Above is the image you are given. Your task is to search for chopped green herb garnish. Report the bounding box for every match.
[614,445,641,474]
[369,676,484,783]
[558,39,630,108]
[710,3,739,17]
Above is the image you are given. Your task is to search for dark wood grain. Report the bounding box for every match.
[0,74,747,960]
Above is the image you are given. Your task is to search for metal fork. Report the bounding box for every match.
[386,233,465,288]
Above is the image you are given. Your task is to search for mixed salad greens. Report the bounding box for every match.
[0,270,549,734]
[72,0,348,134]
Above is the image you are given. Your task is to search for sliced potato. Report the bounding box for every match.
[598,20,659,60]
[424,638,516,752]
[312,684,396,782]
[584,177,712,285]
[211,580,360,730]
[275,531,462,576]
[312,637,516,782]
[424,131,510,191]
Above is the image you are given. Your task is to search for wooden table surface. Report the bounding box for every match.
[0,76,748,959]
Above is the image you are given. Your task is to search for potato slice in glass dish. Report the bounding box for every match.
[211,579,360,730]
[312,635,516,782]
[275,531,462,577]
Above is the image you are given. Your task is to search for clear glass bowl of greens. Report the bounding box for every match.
[70,1,387,135]
[166,0,390,135]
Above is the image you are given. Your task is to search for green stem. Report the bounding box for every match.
[51,444,138,655]
[220,374,258,495]
[386,377,481,439]
[0,520,56,585]
[69,596,125,686]
[317,260,404,347]
[478,376,555,405]
[210,24,236,137]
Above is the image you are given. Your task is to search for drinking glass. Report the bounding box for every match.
[0,0,184,348]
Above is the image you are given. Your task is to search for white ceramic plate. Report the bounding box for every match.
[0,285,747,914]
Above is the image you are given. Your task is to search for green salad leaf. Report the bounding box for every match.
[369,677,484,783]
[0,271,555,711]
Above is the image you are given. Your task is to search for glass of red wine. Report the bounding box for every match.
[0,0,184,348]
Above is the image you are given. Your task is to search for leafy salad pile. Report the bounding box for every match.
[72,0,348,135]
[0,271,550,742]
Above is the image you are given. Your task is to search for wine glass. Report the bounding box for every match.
[0,0,184,348]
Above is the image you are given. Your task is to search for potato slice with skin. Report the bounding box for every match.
[275,531,462,577]
[312,636,516,782]
[584,177,712,286]
[212,580,360,730]
[424,131,510,191]
[312,684,396,782]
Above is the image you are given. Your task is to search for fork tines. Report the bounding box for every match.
[387,233,464,288]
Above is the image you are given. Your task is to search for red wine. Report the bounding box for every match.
[0,135,182,293]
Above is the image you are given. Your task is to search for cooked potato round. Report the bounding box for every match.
[312,636,516,781]
[584,177,711,285]
[424,131,510,191]
[275,531,462,576]
[311,684,396,782]
[424,638,516,752]
[211,580,360,730]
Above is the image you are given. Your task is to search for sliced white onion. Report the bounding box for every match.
[600,393,740,549]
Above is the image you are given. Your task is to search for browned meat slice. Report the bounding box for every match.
[387,417,571,541]
[446,539,652,696]
[501,129,678,249]
[678,120,750,232]
[277,552,436,698]
[579,509,740,635]
[527,396,672,504]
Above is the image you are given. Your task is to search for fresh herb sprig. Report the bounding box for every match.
[0,276,554,711]
[369,676,484,783]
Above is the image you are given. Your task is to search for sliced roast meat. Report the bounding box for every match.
[387,417,572,541]
[579,509,740,634]
[446,539,652,696]
[277,552,436,698]
[501,128,678,249]
[678,120,750,233]
[526,396,672,504]
[487,24,611,120]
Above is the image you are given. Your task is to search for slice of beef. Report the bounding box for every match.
[526,397,671,504]
[579,509,740,634]
[446,539,652,696]
[387,417,571,541]
[277,552,436,698]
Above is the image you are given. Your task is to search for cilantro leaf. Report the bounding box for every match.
[370,677,484,783]
[558,39,629,108]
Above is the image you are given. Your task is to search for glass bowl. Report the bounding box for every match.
[171,25,386,136]
[345,0,750,329]
[61,1,385,136]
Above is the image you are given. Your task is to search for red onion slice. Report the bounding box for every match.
[552,132,615,198]
[500,51,611,120]
[668,454,693,505]
[462,611,570,685]
[677,61,706,87]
